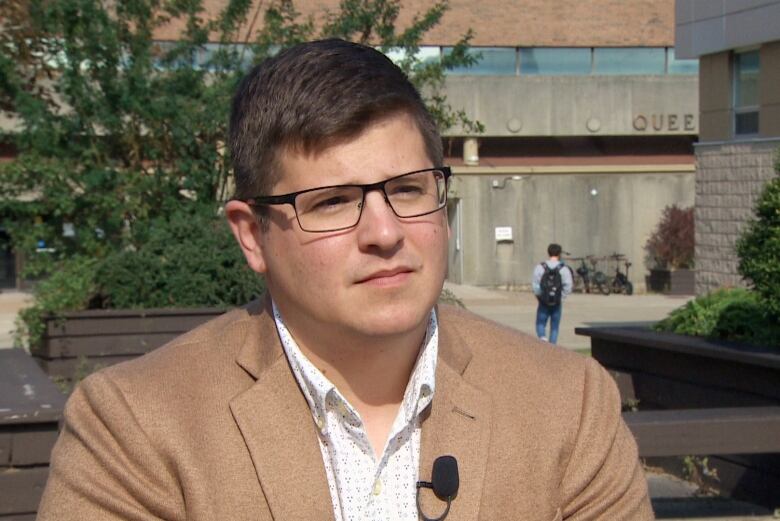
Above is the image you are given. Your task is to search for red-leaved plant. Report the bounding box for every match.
[645,205,695,269]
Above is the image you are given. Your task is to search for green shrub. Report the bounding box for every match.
[654,288,780,348]
[16,255,99,350]
[644,205,695,269]
[16,208,264,349]
[736,172,780,321]
[95,209,264,309]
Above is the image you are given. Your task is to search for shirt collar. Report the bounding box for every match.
[272,300,438,433]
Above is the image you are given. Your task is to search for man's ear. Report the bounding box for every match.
[225,200,268,274]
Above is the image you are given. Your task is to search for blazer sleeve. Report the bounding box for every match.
[558,358,654,520]
[37,371,186,520]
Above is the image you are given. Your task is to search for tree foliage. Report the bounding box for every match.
[736,155,780,320]
[0,0,478,347]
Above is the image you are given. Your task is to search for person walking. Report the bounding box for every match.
[533,243,573,344]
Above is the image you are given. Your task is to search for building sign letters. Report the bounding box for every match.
[632,113,696,132]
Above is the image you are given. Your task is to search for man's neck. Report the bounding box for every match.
[283,317,427,408]
[286,318,428,459]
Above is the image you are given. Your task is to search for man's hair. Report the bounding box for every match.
[548,243,562,257]
[229,38,443,200]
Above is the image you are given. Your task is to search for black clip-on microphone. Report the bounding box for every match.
[416,455,459,521]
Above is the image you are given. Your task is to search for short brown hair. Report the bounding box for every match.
[229,39,443,199]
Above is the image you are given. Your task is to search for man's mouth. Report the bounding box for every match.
[357,267,414,286]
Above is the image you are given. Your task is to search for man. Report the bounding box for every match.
[533,243,573,345]
[38,40,652,520]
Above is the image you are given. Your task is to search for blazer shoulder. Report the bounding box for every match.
[90,300,273,392]
[438,303,601,396]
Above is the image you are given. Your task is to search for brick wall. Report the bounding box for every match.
[173,0,675,47]
[695,140,780,294]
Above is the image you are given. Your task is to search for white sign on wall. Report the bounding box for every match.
[495,226,513,242]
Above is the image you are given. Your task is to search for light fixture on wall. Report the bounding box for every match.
[492,175,524,189]
[463,137,479,165]
[589,188,599,197]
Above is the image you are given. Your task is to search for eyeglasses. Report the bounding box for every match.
[243,167,452,233]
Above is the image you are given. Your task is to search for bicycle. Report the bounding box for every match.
[588,255,611,295]
[608,253,634,295]
[564,254,610,295]
[565,256,592,294]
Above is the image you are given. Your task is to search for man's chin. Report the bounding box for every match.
[350,302,432,338]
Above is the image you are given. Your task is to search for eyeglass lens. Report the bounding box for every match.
[294,169,447,232]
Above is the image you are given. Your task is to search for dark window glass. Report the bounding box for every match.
[734,50,760,136]
[734,50,759,108]
[735,111,759,135]
[593,48,665,75]
[519,48,591,75]
[443,47,516,75]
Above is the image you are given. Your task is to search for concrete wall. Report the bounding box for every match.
[443,75,698,137]
[447,169,695,289]
[694,139,780,294]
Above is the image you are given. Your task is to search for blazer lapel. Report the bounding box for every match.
[418,319,492,521]
[229,298,334,521]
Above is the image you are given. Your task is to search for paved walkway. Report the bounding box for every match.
[444,281,694,350]
[0,290,32,348]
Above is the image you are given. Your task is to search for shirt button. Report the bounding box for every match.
[372,478,382,496]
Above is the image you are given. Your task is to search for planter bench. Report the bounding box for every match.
[32,307,226,382]
[623,406,780,457]
[0,349,66,520]
[577,326,780,510]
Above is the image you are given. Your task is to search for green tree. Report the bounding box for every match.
[736,153,780,321]
[0,0,478,346]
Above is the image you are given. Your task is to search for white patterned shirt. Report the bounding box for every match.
[273,302,438,521]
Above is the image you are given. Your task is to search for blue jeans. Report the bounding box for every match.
[535,302,563,344]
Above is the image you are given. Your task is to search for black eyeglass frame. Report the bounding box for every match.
[241,166,453,233]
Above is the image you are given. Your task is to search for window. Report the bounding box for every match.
[666,48,698,75]
[733,50,760,136]
[382,46,440,67]
[519,48,590,75]
[593,48,665,75]
[443,47,516,75]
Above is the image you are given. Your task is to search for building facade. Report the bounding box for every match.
[2,1,698,291]
[676,0,780,294]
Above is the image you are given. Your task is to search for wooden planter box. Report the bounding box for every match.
[32,307,226,382]
[646,268,695,295]
[1,349,66,520]
[576,326,780,509]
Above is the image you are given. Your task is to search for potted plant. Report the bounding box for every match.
[644,205,695,294]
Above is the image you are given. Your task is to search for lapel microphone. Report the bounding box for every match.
[416,455,459,521]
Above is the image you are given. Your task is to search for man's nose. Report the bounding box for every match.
[355,189,404,250]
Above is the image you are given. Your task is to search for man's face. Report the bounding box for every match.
[245,112,449,344]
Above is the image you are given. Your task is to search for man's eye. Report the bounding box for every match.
[309,195,351,213]
[389,184,425,197]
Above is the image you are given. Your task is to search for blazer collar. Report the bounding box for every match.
[418,311,492,521]
[229,298,490,521]
[230,294,335,520]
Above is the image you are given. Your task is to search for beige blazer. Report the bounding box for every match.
[38,298,653,520]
